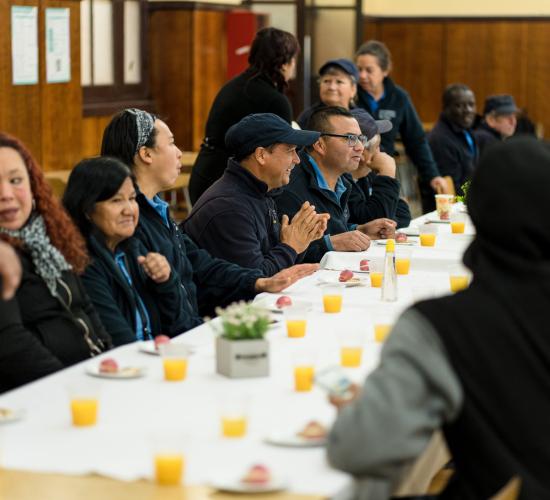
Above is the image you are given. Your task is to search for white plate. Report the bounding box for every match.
[317,276,367,288]
[256,298,313,314]
[138,341,195,356]
[373,239,417,246]
[426,217,450,224]
[210,478,288,494]
[265,431,326,448]
[0,407,24,424]
[86,365,146,379]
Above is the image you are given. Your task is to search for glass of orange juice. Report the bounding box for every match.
[219,395,248,438]
[321,283,344,313]
[373,309,394,343]
[159,344,190,382]
[339,330,364,368]
[369,258,384,288]
[395,247,412,275]
[449,265,471,293]
[419,224,437,247]
[284,305,308,338]
[450,212,466,234]
[293,350,315,392]
[67,381,100,427]
[152,434,185,485]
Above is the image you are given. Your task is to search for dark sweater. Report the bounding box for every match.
[189,68,293,204]
[474,121,502,157]
[135,191,261,318]
[0,252,111,393]
[276,152,354,263]
[81,234,190,346]
[428,114,477,196]
[183,159,297,276]
[356,77,440,182]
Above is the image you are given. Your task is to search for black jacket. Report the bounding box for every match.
[135,191,261,318]
[474,121,502,157]
[275,152,355,263]
[350,173,411,229]
[428,114,478,195]
[0,251,111,393]
[189,68,293,204]
[183,159,297,276]
[357,77,440,182]
[81,234,191,347]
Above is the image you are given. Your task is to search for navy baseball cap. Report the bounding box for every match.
[350,108,392,140]
[483,95,518,115]
[319,58,359,83]
[225,113,321,159]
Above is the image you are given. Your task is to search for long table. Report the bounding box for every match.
[0,210,473,498]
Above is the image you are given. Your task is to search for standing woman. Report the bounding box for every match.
[0,133,111,393]
[188,27,299,204]
[355,40,447,212]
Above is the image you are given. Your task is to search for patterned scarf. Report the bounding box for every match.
[126,108,155,154]
[0,214,72,296]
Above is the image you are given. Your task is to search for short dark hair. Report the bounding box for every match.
[443,83,472,109]
[63,156,136,237]
[356,40,392,72]
[306,106,354,134]
[248,27,300,92]
[101,109,158,168]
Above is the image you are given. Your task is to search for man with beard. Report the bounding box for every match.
[428,84,478,208]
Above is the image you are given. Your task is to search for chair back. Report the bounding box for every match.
[489,476,521,500]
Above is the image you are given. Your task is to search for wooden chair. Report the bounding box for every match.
[490,476,521,500]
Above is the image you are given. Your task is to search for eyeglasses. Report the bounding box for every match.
[320,133,368,148]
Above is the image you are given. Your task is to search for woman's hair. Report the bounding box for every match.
[356,40,392,72]
[248,27,300,91]
[0,133,89,274]
[63,156,136,238]
[101,109,158,168]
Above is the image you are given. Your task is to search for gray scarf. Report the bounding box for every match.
[126,108,155,154]
[0,214,72,296]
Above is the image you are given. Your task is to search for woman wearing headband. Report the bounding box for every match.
[101,108,318,321]
[0,133,111,393]
[188,27,300,204]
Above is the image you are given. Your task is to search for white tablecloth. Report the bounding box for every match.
[0,210,472,495]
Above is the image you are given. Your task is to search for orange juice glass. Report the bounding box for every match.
[450,213,466,234]
[374,324,391,343]
[450,275,469,293]
[71,399,98,427]
[294,365,315,391]
[159,344,190,381]
[285,305,308,338]
[395,248,412,276]
[221,417,248,437]
[369,258,384,288]
[154,453,184,485]
[322,283,344,313]
[340,347,362,367]
[419,224,437,247]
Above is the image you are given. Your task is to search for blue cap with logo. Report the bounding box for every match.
[319,59,359,83]
[225,113,321,159]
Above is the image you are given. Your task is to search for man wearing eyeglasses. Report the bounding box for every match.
[276,106,396,263]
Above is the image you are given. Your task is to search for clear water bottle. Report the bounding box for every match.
[381,239,397,302]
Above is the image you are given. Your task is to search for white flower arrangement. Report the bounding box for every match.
[214,301,271,340]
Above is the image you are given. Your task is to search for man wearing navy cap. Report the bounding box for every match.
[183,113,328,275]
[474,94,518,155]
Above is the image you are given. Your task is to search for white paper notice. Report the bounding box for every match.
[46,8,71,83]
[11,6,39,85]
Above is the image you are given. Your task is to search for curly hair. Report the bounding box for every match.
[0,133,89,274]
[248,27,300,92]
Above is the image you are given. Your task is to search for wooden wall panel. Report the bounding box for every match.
[191,10,227,151]
[0,0,42,160]
[82,115,112,158]
[362,17,549,137]
[525,22,550,137]
[149,9,193,150]
[39,0,82,171]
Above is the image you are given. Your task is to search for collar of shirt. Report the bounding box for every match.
[307,154,347,203]
[145,195,170,227]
